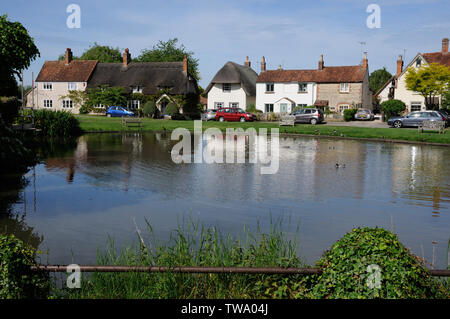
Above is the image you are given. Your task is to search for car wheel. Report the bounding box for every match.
[107,114,111,118]
[219,117,224,122]
[393,120,402,128]
[310,118,317,125]
[240,117,246,122]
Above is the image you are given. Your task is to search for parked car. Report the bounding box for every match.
[437,110,450,126]
[291,108,324,125]
[387,110,447,128]
[215,108,255,122]
[201,109,218,121]
[354,109,374,121]
[106,106,134,117]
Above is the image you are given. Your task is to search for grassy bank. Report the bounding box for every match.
[76,115,450,145]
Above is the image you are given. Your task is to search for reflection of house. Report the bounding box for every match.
[205,58,258,110]
[256,54,372,113]
[375,38,450,112]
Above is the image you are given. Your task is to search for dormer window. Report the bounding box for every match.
[222,83,231,92]
[132,86,143,93]
[416,58,422,67]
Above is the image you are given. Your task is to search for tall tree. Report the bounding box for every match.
[405,63,450,109]
[58,43,122,63]
[369,68,392,94]
[136,38,200,81]
[0,14,39,85]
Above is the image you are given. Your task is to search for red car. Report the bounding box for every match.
[215,108,255,122]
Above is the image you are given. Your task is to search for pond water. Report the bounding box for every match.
[1,132,449,268]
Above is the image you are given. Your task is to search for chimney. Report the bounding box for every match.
[278,65,282,70]
[244,56,251,67]
[362,52,368,69]
[123,48,131,67]
[65,48,73,65]
[318,54,324,70]
[183,54,188,73]
[396,55,404,77]
[261,56,266,72]
[443,38,449,54]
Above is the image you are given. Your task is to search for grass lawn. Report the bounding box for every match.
[76,115,450,145]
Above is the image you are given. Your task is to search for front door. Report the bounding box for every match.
[280,103,288,113]
[160,101,168,116]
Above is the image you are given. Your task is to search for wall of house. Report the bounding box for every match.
[26,81,87,114]
[207,83,249,109]
[255,82,317,113]
[317,82,364,113]
[361,72,373,110]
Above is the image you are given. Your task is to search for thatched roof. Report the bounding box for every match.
[87,62,198,95]
[204,62,258,96]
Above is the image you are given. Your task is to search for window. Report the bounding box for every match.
[265,104,274,113]
[410,102,421,112]
[229,102,239,108]
[214,102,224,109]
[304,109,312,114]
[67,83,77,90]
[416,58,422,67]
[133,86,143,93]
[338,105,349,113]
[43,83,52,90]
[43,100,52,108]
[62,100,73,108]
[340,83,349,93]
[128,100,140,110]
[298,83,307,93]
[222,83,231,92]
[266,83,274,92]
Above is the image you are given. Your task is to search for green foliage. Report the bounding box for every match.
[343,108,357,121]
[0,96,20,125]
[381,99,406,121]
[34,110,81,137]
[0,15,40,80]
[136,38,200,81]
[164,102,179,116]
[0,234,49,299]
[311,227,447,299]
[142,101,158,118]
[60,90,88,112]
[86,85,128,108]
[58,43,122,63]
[246,104,257,113]
[442,89,450,109]
[405,63,450,109]
[369,68,393,94]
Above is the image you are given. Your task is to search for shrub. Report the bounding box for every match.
[34,109,81,137]
[164,103,179,116]
[78,105,91,114]
[142,101,157,118]
[311,227,448,299]
[0,97,20,125]
[343,108,357,121]
[246,104,257,113]
[381,99,406,121]
[0,234,49,299]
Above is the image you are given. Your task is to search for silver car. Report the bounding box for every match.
[354,109,374,121]
[201,109,218,121]
[388,111,446,128]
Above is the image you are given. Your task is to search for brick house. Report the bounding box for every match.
[256,54,372,113]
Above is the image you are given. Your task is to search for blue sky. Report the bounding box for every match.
[2,0,449,88]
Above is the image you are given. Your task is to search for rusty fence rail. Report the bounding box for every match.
[31,265,450,277]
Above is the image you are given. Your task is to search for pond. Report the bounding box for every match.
[1,132,449,268]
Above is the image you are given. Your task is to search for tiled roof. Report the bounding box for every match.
[257,66,367,83]
[422,52,450,67]
[36,60,98,82]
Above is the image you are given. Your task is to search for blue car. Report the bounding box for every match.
[106,106,134,117]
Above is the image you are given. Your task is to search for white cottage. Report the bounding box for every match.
[204,58,258,110]
[375,38,450,112]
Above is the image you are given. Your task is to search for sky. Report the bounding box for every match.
[2,0,449,88]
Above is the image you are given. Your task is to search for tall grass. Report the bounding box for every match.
[59,217,309,299]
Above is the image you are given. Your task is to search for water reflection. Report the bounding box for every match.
[4,133,449,267]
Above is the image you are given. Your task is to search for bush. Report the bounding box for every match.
[78,105,91,114]
[164,103,179,116]
[343,108,357,121]
[311,227,448,299]
[381,99,406,121]
[34,110,81,137]
[0,234,49,299]
[0,97,20,125]
[246,104,257,113]
[142,101,157,118]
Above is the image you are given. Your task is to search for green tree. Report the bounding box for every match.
[136,38,200,81]
[165,102,179,116]
[441,89,450,109]
[86,85,127,108]
[142,101,158,118]
[0,15,40,82]
[369,67,392,94]
[381,99,406,121]
[405,63,450,109]
[58,43,122,63]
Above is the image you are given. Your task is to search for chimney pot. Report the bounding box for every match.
[65,48,73,65]
[244,56,251,67]
[318,54,324,70]
[442,38,449,53]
